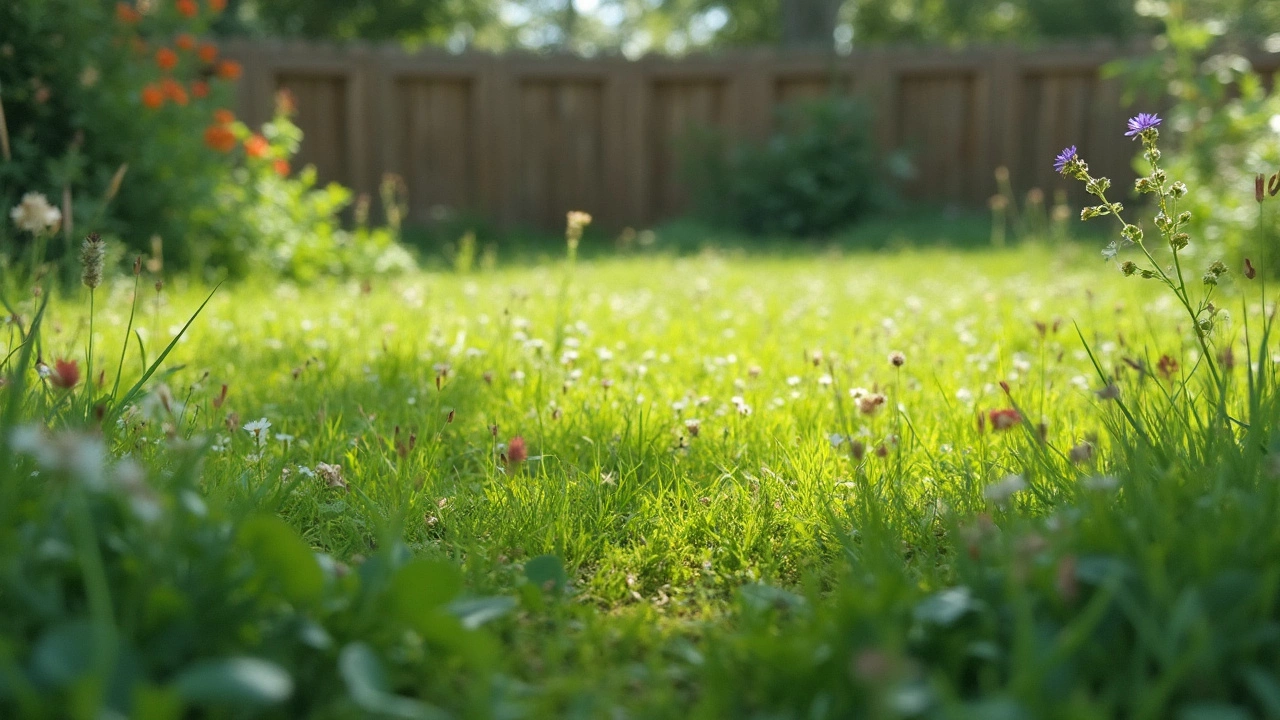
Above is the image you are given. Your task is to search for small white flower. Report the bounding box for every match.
[9,192,62,235]
[984,474,1028,504]
[243,418,271,447]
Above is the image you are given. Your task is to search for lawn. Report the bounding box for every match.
[14,239,1277,717]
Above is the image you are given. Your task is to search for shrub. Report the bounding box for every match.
[684,96,892,237]
[188,96,416,281]
[0,0,240,268]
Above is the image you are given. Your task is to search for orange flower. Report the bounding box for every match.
[141,84,165,109]
[244,134,270,159]
[161,78,188,106]
[198,42,218,64]
[213,108,235,125]
[115,2,141,24]
[155,47,178,72]
[273,159,290,177]
[176,0,198,18]
[49,359,80,390]
[203,124,236,152]
[175,33,196,51]
[208,0,227,12]
[192,80,209,98]
[216,59,241,80]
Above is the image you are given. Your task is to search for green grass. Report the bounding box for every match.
[6,240,1280,718]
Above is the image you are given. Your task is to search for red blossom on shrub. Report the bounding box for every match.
[273,159,290,177]
[988,408,1022,431]
[213,108,235,125]
[141,84,164,109]
[203,124,236,152]
[216,60,241,80]
[176,33,196,52]
[115,2,141,23]
[49,359,80,390]
[198,42,219,64]
[176,0,198,18]
[192,80,209,98]
[244,134,269,159]
[155,47,178,72]
[209,0,227,12]
[160,78,188,106]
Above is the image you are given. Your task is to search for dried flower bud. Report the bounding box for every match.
[1120,260,1138,277]
[1244,258,1257,280]
[1169,181,1187,199]
[1270,172,1280,197]
[1170,233,1189,250]
[1140,269,1158,279]
[1260,174,1268,204]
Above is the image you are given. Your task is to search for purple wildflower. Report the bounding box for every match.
[1053,146,1077,174]
[1125,113,1161,139]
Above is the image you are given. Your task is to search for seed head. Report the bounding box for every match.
[80,233,106,289]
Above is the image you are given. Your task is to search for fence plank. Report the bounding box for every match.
[220,41,1276,232]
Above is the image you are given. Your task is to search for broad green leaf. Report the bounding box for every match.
[338,643,448,720]
[524,555,567,594]
[172,657,293,708]
[237,514,324,605]
[388,559,464,617]
[448,596,516,630]
[31,620,98,687]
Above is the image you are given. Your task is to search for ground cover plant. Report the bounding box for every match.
[4,114,1280,719]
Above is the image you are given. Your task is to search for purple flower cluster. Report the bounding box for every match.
[1053,113,1162,172]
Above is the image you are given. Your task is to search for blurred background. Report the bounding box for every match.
[2,0,1279,279]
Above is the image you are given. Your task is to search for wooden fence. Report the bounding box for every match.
[223,40,1279,231]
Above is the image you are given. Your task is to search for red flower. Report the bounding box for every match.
[216,59,242,80]
[141,84,165,109]
[175,33,196,51]
[115,2,141,24]
[176,0,198,18]
[49,359,80,390]
[155,47,178,71]
[160,78,188,105]
[244,134,270,159]
[507,436,527,464]
[203,124,236,152]
[208,0,227,12]
[273,159,290,177]
[988,408,1022,431]
[213,108,235,125]
[191,80,209,98]
[198,42,219,64]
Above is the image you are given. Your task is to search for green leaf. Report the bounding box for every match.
[338,643,448,720]
[448,597,516,630]
[1177,703,1252,720]
[237,514,325,605]
[913,587,979,627]
[172,657,293,709]
[387,559,464,617]
[524,555,567,594]
[31,620,97,687]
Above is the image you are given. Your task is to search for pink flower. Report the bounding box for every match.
[988,408,1021,431]
[507,436,527,464]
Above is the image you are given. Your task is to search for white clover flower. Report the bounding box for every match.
[984,474,1028,504]
[9,192,62,235]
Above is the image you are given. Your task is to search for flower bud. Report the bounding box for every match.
[1121,224,1143,243]
[1270,172,1280,197]
[1177,210,1191,224]
[1260,174,1268,203]
[1244,258,1257,279]
[1170,232,1189,250]
[1169,181,1187,198]
[1120,260,1138,276]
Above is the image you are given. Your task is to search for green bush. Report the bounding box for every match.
[684,96,892,237]
[189,101,416,281]
[0,0,241,267]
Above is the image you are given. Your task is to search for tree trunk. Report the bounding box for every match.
[780,0,842,49]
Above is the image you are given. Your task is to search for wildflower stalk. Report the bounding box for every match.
[1058,119,1223,389]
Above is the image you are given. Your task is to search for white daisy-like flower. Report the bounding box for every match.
[243,418,271,447]
[9,192,62,235]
